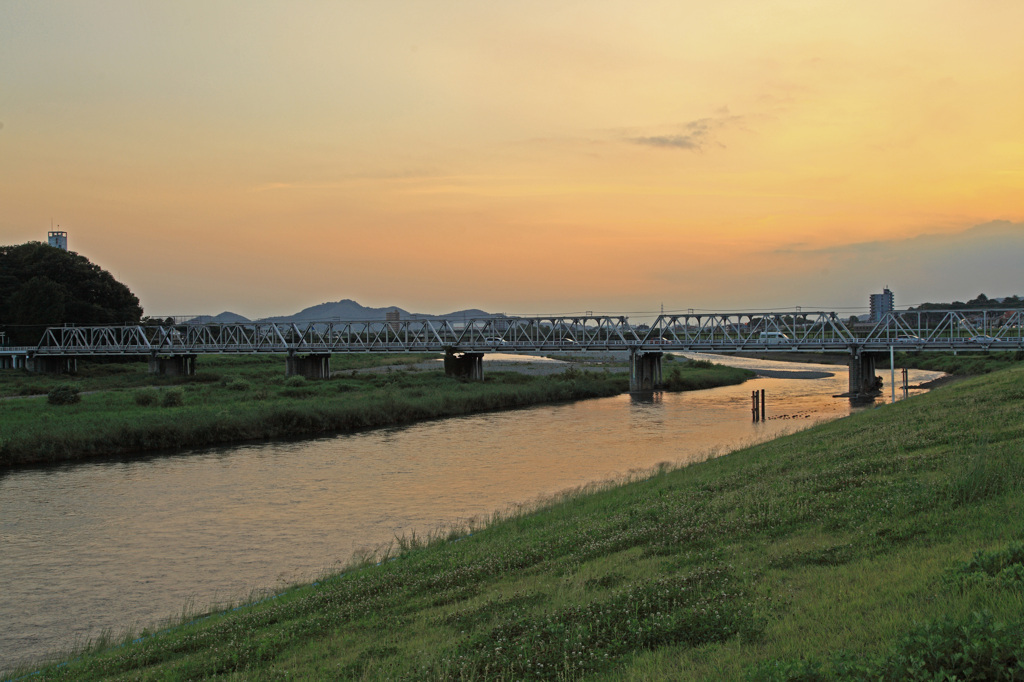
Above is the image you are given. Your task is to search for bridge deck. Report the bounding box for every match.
[16,309,1022,357]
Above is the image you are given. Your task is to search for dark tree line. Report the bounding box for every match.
[0,242,142,345]
[909,293,1023,311]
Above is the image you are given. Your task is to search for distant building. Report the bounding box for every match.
[48,230,68,250]
[870,287,894,322]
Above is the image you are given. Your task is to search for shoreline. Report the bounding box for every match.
[0,357,752,469]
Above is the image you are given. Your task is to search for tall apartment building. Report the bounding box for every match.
[870,287,894,322]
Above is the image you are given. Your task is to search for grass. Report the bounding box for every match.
[0,354,752,467]
[881,350,1024,375]
[8,364,1024,680]
[663,358,752,391]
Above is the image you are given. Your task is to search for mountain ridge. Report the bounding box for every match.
[187,299,494,324]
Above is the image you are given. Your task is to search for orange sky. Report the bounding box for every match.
[1,1,1022,320]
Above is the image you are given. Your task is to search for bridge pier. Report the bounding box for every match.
[444,350,485,380]
[26,355,78,374]
[848,349,882,398]
[629,349,663,392]
[285,353,332,379]
[149,354,197,376]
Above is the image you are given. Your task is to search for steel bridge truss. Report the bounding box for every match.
[31,309,1024,356]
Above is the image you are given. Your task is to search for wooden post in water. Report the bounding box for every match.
[902,368,909,399]
[751,390,759,421]
[760,389,766,421]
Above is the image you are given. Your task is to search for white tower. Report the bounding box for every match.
[48,231,68,250]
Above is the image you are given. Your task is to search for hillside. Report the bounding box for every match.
[16,366,1024,680]
[189,299,494,324]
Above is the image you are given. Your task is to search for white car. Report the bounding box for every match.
[758,331,790,344]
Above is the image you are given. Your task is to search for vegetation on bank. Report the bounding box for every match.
[881,350,1024,375]
[0,355,751,467]
[10,365,1024,680]
[731,349,1023,376]
[662,357,753,391]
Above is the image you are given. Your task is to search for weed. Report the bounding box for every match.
[133,388,159,406]
[160,388,185,408]
[47,385,80,405]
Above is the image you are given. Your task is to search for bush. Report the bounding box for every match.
[133,388,159,406]
[160,388,185,408]
[47,385,81,405]
[226,379,252,391]
[284,375,307,387]
[747,612,1024,681]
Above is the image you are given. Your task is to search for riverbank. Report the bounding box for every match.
[730,348,1023,376]
[12,364,1024,680]
[0,354,753,468]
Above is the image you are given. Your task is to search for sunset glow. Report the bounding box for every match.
[2,1,1022,319]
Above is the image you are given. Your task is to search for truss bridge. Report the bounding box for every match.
[5,308,1022,397]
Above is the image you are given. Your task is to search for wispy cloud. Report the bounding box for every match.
[250,168,446,193]
[773,220,1024,257]
[627,110,744,152]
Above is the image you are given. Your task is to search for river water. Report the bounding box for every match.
[0,354,943,672]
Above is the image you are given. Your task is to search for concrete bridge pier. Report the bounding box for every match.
[27,355,78,374]
[444,350,485,380]
[149,354,197,376]
[285,353,331,379]
[629,349,663,392]
[848,349,882,398]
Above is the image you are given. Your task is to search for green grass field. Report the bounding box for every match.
[11,363,1024,680]
[0,354,752,467]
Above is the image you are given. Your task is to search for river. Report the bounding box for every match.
[0,354,944,673]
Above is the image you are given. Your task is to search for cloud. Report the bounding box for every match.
[767,221,1024,307]
[627,110,743,152]
[774,220,1023,258]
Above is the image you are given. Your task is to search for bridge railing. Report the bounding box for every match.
[860,309,1024,347]
[643,311,857,347]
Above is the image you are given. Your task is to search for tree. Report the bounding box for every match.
[0,241,143,344]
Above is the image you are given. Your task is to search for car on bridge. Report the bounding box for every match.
[968,335,997,344]
[758,331,790,344]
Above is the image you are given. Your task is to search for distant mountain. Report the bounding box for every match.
[186,311,251,324]
[192,299,495,324]
[261,299,404,322]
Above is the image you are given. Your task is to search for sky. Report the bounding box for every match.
[1,1,1022,322]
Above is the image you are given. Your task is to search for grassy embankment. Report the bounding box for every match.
[0,354,752,467]
[732,349,1024,376]
[13,364,1024,680]
[883,350,1024,375]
